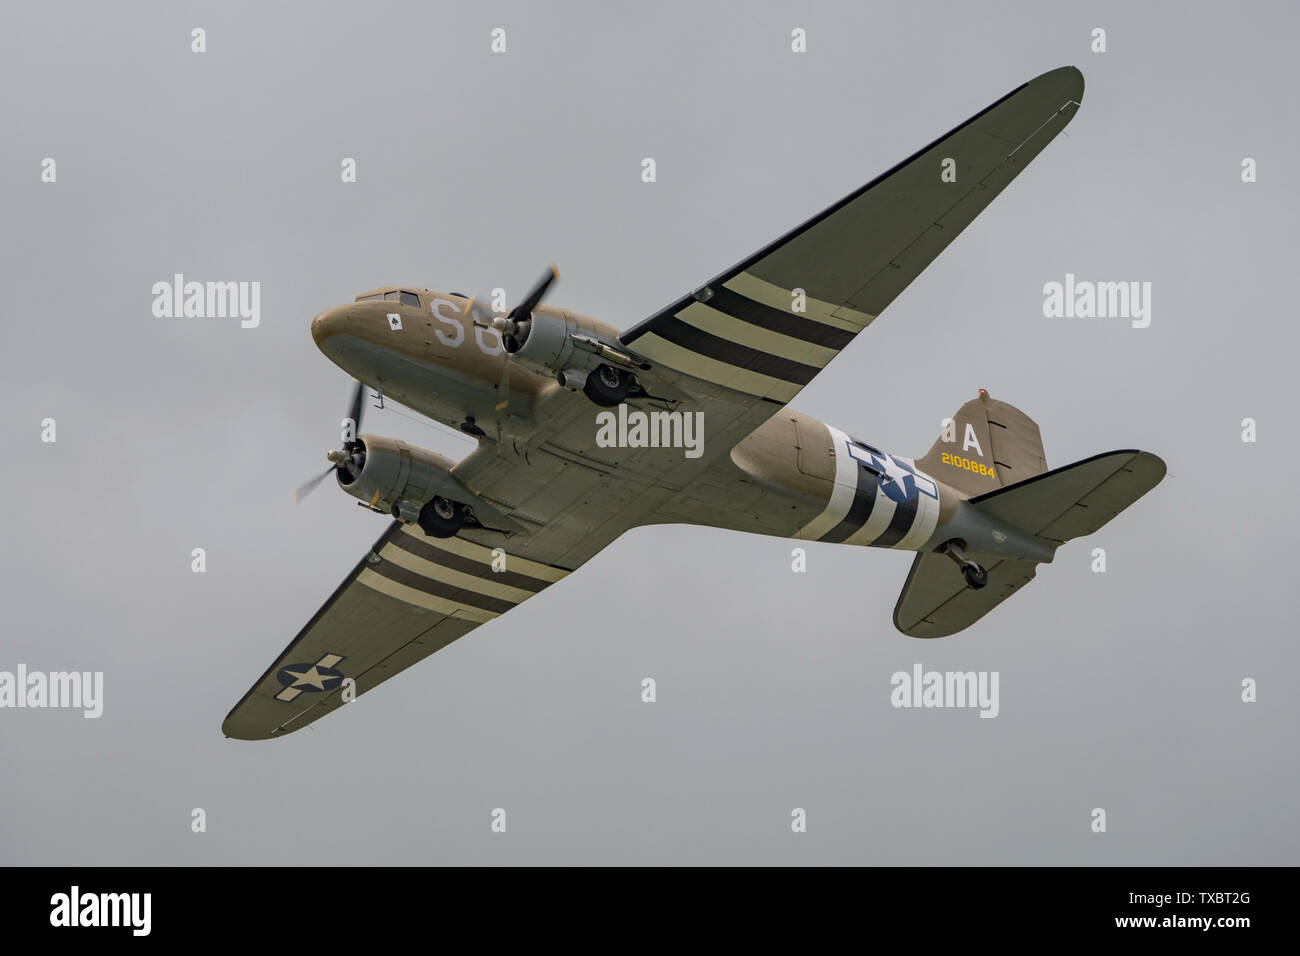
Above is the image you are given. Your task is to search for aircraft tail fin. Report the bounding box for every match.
[915,390,1047,497]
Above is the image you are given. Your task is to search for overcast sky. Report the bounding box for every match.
[1,0,1296,865]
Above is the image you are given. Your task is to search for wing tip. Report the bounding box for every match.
[221,711,280,741]
[1035,64,1085,105]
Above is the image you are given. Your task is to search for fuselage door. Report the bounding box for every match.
[793,418,833,480]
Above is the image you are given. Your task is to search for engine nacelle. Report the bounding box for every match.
[509,312,600,379]
[337,434,459,517]
[509,312,637,405]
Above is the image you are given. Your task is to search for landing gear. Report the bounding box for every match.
[941,540,989,591]
[962,563,989,590]
[417,496,467,538]
[583,364,630,406]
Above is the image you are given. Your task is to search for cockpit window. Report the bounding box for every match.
[356,289,419,305]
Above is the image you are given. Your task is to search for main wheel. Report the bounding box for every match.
[417,496,466,538]
[962,563,989,590]
[583,364,630,406]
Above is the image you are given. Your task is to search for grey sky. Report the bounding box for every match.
[1,0,1296,864]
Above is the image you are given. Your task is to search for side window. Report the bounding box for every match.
[384,291,399,301]
[399,291,420,307]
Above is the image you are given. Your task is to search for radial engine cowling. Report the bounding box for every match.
[506,311,637,405]
[337,434,458,515]
[507,312,602,378]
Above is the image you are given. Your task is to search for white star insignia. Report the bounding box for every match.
[284,665,330,690]
[879,454,911,489]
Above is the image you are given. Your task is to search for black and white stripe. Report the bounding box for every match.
[623,272,874,403]
[796,425,940,550]
[357,525,570,622]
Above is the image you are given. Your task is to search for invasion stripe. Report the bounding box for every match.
[704,285,856,350]
[378,542,536,604]
[652,317,820,385]
[893,485,939,551]
[677,301,839,368]
[794,424,857,540]
[891,458,942,551]
[368,558,515,615]
[819,470,877,543]
[724,272,874,333]
[872,495,919,548]
[394,526,569,583]
[357,568,497,622]
[389,530,553,593]
[631,332,801,402]
[843,483,898,546]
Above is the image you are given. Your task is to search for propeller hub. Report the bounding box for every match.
[296,378,369,504]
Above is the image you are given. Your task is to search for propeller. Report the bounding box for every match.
[294,379,369,503]
[463,265,560,412]
[463,294,499,330]
[342,377,367,451]
[293,465,336,503]
[496,264,558,351]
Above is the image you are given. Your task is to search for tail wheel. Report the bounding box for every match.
[583,364,630,406]
[418,496,467,538]
[962,563,989,590]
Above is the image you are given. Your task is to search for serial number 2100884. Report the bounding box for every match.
[941,452,996,479]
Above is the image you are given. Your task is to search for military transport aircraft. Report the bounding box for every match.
[224,65,1164,740]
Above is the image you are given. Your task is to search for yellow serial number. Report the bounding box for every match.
[941,452,996,479]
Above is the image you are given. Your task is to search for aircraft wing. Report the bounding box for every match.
[222,521,571,740]
[621,66,1083,408]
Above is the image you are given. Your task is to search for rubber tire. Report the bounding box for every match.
[583,364,630,406]
[417,496,466,538]
[962,563,989,590]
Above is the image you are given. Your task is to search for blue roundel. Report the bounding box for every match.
[848,441,919,504]
[276,661,345,694]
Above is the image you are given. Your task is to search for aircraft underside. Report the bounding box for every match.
[224,65,1166,739]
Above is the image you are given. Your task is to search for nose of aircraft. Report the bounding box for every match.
[310,305,352,346]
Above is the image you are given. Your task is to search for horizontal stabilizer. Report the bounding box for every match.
[969,449,1166,543]
[894,449,1166,638]
[894,553,1038,638]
